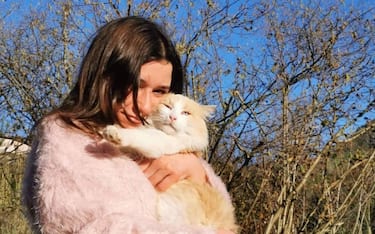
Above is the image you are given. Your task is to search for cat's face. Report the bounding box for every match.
[148,94,215,136]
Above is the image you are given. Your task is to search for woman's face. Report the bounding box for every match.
[116,60,172,128]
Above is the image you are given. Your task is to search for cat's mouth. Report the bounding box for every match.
[163,123,177,134]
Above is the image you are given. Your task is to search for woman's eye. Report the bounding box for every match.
[181,111,190,116]
[154,89,168,95]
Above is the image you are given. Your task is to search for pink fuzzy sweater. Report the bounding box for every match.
[22,117,231,233]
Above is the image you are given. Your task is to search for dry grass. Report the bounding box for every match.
[1,147,374,234]
[0,152,31,234]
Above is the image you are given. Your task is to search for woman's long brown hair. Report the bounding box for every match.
[48,16,184,136]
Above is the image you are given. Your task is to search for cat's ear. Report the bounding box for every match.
[202,105,216,118]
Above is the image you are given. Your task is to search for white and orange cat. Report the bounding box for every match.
[102,93,238,233]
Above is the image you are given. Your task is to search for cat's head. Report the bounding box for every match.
[148,94,215,136]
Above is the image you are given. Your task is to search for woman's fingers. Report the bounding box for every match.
[147,168,169,187]
[154,173,180,191]
[137,153,208,191]
[137,158,152,171]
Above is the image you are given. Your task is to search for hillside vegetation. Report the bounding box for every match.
[1,0,374,233]
[1,123,374,233]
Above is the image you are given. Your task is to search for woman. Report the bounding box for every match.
[22,16,233,234]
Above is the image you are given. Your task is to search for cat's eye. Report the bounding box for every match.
[163,103,172,109]
[181,111,191,115]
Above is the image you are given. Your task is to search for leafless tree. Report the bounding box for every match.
[1,0,374,233]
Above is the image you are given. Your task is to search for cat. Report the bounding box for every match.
[102,93,238,233]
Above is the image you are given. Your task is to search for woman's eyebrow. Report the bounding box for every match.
[157,85,171,91]
[139,79,170,90]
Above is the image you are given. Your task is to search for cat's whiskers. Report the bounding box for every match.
[167,123,177,132]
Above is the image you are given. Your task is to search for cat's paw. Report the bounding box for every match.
[102,125,122,145]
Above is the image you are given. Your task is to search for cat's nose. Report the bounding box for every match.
[169,115,177,121]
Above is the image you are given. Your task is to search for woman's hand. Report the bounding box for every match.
[216,230,235,234]
[138,153,208,191]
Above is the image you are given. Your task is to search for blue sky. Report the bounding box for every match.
[1,0,374,140]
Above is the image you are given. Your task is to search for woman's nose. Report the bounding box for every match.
[137,91,152,116]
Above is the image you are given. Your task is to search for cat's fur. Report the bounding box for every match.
[102,93,238,233]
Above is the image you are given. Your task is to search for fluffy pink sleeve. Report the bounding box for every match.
[22,118,216,234]
[200,159,232,202]
[79,213,214,234]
